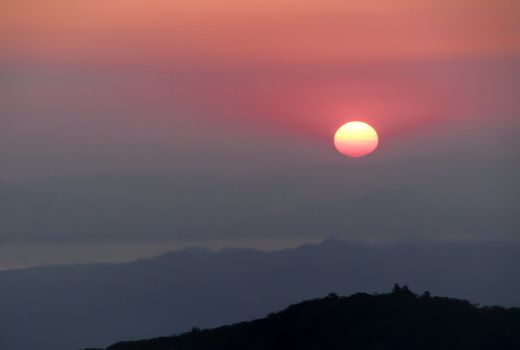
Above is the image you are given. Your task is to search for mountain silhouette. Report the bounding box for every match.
[1,239,519,350]
[91,286,520,350]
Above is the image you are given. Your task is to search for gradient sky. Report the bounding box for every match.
[1,0,519,269]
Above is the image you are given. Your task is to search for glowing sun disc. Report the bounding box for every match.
[334,121,379,158]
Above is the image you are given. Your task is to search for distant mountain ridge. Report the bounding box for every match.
[93,287,520,350]
[1,239,519,350]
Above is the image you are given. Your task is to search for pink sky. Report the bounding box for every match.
[0,0,519,266]
[2,0,519,64]
[2,0,519,141]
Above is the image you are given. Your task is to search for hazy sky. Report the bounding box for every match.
[1,0,519,269]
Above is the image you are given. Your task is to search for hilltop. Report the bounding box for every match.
[99,286,520,350]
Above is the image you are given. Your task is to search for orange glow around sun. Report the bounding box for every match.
[334,121,379,158]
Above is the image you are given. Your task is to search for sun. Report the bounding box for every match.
[334,121,379,158]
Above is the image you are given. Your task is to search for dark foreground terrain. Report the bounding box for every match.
[4,239,520,350]
[92,286,520,350]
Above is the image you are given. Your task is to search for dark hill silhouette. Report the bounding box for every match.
[1,239,520,350]
[93,286,520,350]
